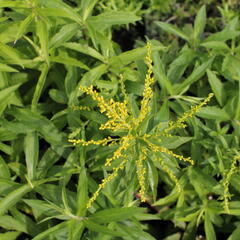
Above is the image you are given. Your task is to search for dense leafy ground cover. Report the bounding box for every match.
[0,0,239,239]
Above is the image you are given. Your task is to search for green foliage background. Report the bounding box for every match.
[0,0,239,239]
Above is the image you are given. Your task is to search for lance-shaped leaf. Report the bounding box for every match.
[155,21,190,42]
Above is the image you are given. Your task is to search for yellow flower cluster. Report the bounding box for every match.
[105,136,132,167]
[136,148,147,202]
[147,141,192,193]
[222,154,240,213]
[69,42,214,208]
[79,85,130,132]
[164,93,214,134]
[69,136,116,146]
[158,156,182,193]
[135,41,154,125]
[149,142,194,165]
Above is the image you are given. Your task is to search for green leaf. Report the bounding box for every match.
[50,56,89,70]
[155,100,169,122]
[76,167,88,216]
[15,13,34,42]
[167,48,195,84]
[124,81,143,96]
[9,107,64,145]
[153,51,173,95]
[147,160,158,201]
[182,219,197,240]
[32,221,68,240]
[0,179,19,196]
[63,42,105,62]
[175,207,201,222]
[96,79,117,90]
[77,64,108,90]
[38,0,82,24]
[0,142,12,155]
[68,220,85,240]
[0,215,27,233]
[134,212,160,221]
[80,110,107,124]
[188,167,221,199]
[0,1,28,8]
[87,11,141,31]
[0,84,20,105]
[204,212,216,240]
[35,184,76,210]
[175,58,214,94]
[110,45,165,67]
[83,219,124,236]
[0,42,24,68]
[149,135,192,149]
[23,199,60,219]
[0,156,10,178]
[0,184,32,216]
[0,63,18,72]
[0,231,20,240]
[90,207,145,223]
[36,19,49,66]
[49,89,68,104]
[49,23,79,49]
[227,225,240,240]
[207,69,225,106]
[163,233,181,240]
[160,136,193,149]
[31,63,49,111]
[193,5,206,41]
[200,41,230,51]
[0,17,8,22]
[204,29,240,42]
[0,83,21,115]
[196,106,230,121]
[80,0,98,21]
[155,21,190,42]
[115,222,156,240]
[153,191,179,206]
[222,54,240,81]
[24,132,39,180]
[61,185,71,214]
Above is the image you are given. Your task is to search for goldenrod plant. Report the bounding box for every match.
[69,42,214,208]
[1,1,240,239]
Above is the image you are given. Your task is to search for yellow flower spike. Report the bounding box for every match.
[136,148,147,202]
[68,137,117,146]
[158,146,194,165]
[157,156,182,193]
[222,154,240,214]
[87,159,127,209]
[105,136,132,167]
[80,85,130,132]
[164,93,214,134]
[136,42,154,125]
[71,105,91,111]
[148,142,194,165]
